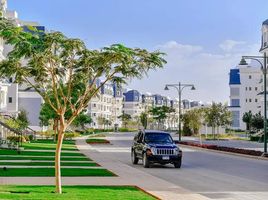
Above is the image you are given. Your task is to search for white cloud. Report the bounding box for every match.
[219,39,246,52]
[127,40,260,103]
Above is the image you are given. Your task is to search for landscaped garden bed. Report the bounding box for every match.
[86,138,110,144]
[0,185,156,200]
[179,141,263,157]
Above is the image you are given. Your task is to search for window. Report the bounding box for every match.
[255,87,258,91]
[232,111,240,128]
[231,99,240,107]
[255,99,258,102]
[249,87,252,91]
[93,104,96,107]
[8,97,12,103]
[249,99,252,102]
[246,99,247,103]
[230,88,240,96]
[249,75,252,79]
[245,87,247,91]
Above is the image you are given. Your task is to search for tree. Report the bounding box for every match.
[242,111,253,131]
[251,113,264,130]
[72,113,92,130]
[17,109,29,130]
[204,103,232,139]
[118,113,132,128]
[140,112,148,129]
[0,18,166,194]
[149,106,175,130]
[182,109,203,135]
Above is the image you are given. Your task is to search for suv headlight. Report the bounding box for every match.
[150,147,156,155]
[174,148,182,155]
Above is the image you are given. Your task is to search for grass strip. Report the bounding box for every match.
[22,143,78,151]
[0,185,155,200]
[0,149,83,157]
[0,168,114,177]
[34,140,76,145]
[0,157,90,161]
[0,162,98,166]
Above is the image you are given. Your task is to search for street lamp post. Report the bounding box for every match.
[240,54,268,156]
[164,83,195,141]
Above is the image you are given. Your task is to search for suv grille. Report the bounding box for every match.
[156,148,175,155]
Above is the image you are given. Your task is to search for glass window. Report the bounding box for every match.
[249,75,252,79]
[231,99,240,107]
[231,111,240,128]
[249,99,252,102]
[249,87,252,91]
[8,97,12,103]
[230,88,240,96]
[144,133,173,144]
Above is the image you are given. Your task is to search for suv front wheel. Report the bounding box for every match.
[143,153,150,168]
[131,150,139,164]
[174,158,182,168]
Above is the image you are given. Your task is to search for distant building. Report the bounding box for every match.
[123,90,143,118]
[87,81,123,129]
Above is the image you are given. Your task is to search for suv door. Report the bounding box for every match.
[135,132,144,158]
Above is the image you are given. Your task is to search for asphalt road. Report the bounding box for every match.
[93,132,268,199]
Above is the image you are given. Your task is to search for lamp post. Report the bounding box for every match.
[164,83,195,141]
[240,54,268,156]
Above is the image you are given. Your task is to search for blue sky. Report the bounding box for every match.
[8,0,268,102]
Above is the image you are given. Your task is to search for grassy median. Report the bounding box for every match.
[0,186,155,200]
[0,168,114,177]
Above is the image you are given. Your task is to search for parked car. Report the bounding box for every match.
[131,130,182,168]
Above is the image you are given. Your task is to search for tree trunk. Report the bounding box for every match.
[55,115,66,194]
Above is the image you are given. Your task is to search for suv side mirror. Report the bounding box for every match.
[173,140,179,144]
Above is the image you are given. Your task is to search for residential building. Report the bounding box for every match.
[229,62,262,130]
[123,90,143,118]
[228,19,268,130]
[87,81,123,129]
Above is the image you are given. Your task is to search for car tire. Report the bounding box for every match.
[143,153,150,168]
[174,158,182,168]
[131,150,139,164]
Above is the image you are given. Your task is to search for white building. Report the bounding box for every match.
[228,19,268,130]
[87,81,123,129]
[229,61,262,130]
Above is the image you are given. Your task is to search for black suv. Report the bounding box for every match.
[131,130,182,168]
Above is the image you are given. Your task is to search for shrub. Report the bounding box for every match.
[64,132,80,140]
[7,135,29,143]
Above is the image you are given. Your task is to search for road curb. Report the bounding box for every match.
[180,144,268,161]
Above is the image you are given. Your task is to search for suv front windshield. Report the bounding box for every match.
[144,133,173,144]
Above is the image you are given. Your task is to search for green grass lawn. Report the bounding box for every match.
[0,156,90,161]
[22,143,77,151]
[0,149,83,157]
[0,162,98,166]
[34,140,76,145]
[86,138,110,144]
[0,186,155,200]
[0,139,116,177]
[0,168,114,177]
[22,140,78,151]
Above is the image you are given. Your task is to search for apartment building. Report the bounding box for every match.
[229,19,268,130]
[87,81,123,129]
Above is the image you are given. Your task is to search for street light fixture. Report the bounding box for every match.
[240,54,268,156]
[164,82,195,141]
